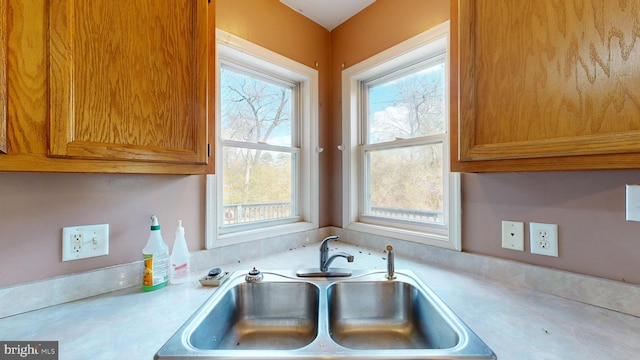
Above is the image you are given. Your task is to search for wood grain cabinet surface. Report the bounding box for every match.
[451,0,640,172]
[0,0,211,174]
[0,1,6,155]
[49,0,208,164]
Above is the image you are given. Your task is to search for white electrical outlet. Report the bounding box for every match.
[62,224,109,261]
[71,233,83,253]
[501,220,524,251]
[530,222,558,257]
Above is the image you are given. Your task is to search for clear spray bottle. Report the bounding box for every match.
[170,220,191,284]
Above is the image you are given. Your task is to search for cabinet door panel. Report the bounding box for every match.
[49,0,207,164]
[456,0,640,164]
[0,1,6,154]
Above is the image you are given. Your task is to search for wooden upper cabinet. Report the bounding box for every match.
[49,0,208,164]
[452,0,640,172]
[0,1,6,155]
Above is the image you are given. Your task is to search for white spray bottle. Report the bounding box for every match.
[170,220,191,284]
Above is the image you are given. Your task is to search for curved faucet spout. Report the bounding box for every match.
[320,235,339,251]
[323,252,354,272]
[319,235,339,271]
[319,236,354,272]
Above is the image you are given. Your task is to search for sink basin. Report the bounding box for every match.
[327,281,458,350]
[190,282,319,350]
[155,269,496,360]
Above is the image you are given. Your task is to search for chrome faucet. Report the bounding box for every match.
[296,235,354,277]
[319,235,354,272]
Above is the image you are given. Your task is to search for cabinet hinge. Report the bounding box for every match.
[207,144,212,157]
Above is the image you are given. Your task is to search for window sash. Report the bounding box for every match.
[358,60,447,230]
[359,137,445,227]
[218,59,302,232]
[221,62,298,91]
[360,55,446,146]
[219,63,300,148]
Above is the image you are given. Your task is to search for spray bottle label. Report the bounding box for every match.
[172,262,190,280]
[143,251,169,287]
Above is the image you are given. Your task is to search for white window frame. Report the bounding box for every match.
[206,29,319,249]
[341,21,461,251]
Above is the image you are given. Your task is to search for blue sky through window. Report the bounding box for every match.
[220,66,294,147]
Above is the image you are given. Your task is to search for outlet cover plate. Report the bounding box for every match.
[62,224,109,261]
[625,185,640,221]
[530,222,558,257]
[501,220,524,251]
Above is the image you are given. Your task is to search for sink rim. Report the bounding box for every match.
[155,269,496,359]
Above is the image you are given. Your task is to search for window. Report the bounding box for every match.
[342,22,461,250]
[219,64,298,231]
[207,30,319,248]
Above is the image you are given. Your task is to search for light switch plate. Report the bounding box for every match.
[62,224,109,261]
[625,185,640,221]
[501,220,524,251]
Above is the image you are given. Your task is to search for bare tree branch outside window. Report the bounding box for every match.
[365,60,445,223]
[220,66,296,224]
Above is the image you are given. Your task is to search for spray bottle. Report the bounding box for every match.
[170,220,191,284]
[142,215,169,291]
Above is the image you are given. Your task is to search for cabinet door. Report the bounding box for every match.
[452,0,640,172]
[49,0,207,164]
[0,1,6,154]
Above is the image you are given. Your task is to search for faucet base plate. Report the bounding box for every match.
[296,268,352,277]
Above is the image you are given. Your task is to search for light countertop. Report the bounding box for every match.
[1,242,639,359]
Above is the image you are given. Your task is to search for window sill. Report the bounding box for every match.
[210,221,317,248]
[344,221,460,251]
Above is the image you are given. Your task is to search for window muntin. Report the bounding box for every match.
[219,63,300,231]
[360,56,446,226]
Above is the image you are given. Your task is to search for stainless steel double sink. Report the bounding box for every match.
[155,269,496,359]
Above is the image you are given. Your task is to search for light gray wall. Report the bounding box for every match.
[462,171,640,283]
[0,172,204,287]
